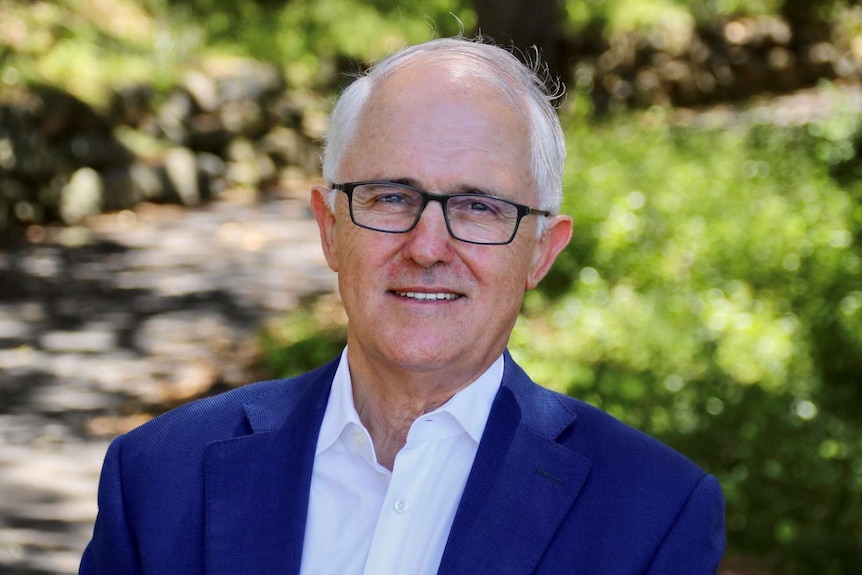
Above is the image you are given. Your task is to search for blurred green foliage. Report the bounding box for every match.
[153,0,475,87]
[0,0,474,103]
[0,0,206,105]
[260,295,348,377]
[510,87,862,572]
[7,0,852,104]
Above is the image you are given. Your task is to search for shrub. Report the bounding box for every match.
[510,93,862,573]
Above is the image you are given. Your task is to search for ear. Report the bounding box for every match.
[526,215,573,290]
[311,185,339,272]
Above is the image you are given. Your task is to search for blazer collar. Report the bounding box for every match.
[200,353,591,575]
[203,359,337,575]
[439,352,592,574]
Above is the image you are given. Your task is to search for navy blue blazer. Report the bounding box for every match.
[80,353,725,574]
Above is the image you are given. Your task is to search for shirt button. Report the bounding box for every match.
[393,498,408,514]
[353,432,366,446]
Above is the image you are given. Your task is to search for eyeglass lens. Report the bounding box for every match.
[349,183,522,244]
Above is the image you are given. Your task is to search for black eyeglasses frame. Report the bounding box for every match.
[331,181,551,246]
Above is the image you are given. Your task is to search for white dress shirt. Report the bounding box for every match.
[299,349,503,575]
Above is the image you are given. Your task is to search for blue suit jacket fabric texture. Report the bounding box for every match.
[79,352,726,574]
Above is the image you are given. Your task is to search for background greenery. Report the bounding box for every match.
[517,96,862,572]
[4,0,861,572]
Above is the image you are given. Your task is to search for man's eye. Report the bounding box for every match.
[455,197,502,217]
[361,185,410,201]
[360,186,418,210]
[377,192,409,203]
[468,200,494,212]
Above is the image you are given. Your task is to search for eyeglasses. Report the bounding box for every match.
[332,181,550,245]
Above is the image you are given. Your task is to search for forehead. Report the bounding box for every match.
[340,61,535,198]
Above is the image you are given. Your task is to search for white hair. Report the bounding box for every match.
[321,37,566,219]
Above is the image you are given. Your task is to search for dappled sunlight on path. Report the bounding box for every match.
[0,188,335,573]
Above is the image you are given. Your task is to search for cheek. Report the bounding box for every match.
[334,221,372,262]
[334,226,398,285]
[487,242,536,282]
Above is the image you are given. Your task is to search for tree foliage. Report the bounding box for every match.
[508,89,862,572]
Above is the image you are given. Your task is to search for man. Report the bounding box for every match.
[80,38,725,574]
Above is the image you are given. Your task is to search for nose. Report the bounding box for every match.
[402,199,454,266]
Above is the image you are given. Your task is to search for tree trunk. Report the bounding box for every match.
[472,0,568,91]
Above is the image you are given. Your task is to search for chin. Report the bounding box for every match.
[381,343,460,372]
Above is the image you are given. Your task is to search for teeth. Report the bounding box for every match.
[395,291,460,301]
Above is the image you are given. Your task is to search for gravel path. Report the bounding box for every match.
[0,187,335,574]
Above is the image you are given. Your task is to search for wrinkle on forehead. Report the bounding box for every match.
[338,55,537,206]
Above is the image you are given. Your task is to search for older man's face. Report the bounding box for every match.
[312,62,571,379]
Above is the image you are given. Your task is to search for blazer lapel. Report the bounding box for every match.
[203,362,336,575]
[439,356,592,575]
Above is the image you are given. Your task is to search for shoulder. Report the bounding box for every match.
[525,378,724,532]
[504,356,708,485]
[482,358,726,569]
[119,358,338,456]
[557,391,705,481]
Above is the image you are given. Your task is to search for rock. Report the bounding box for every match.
[0,109,59,180]
[196,152,227,198]
[101,165,140,212]
[221,99,268,137]
[158,89,196,145]
[225,138,276,189]
[188,113,231,152]
[66,131,132,168]
[0,134,15,171]
[260,126,307,168]
[60,167,103,223]
[109,84,154,127]
[164,147,200,206]
[183,70,219,113]
[130,161,166,202]
[269,92,305,128]
[31,86,111,140]
[215,60,285,103]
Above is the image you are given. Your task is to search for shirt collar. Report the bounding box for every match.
[316,348,504,456]
[316,349,363,456]
[427,354,503,444]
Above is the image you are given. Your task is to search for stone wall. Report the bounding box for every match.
[0,58,325,243]
[570,15,860,112]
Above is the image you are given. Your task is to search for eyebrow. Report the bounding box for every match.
[387,177,500,198]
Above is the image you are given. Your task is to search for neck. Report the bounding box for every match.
[346,345,496,470]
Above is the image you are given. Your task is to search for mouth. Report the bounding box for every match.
[392,291,463,301]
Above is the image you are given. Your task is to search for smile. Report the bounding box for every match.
[393,291,461,301]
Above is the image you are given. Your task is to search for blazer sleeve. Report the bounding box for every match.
[646,474,726,574]
[79,435,142,575]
